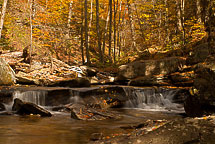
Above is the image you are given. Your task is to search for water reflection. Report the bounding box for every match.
[0,109,182,144]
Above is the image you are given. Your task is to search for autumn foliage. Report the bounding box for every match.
[0,0,214,66]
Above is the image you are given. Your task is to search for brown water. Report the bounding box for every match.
[0,109,182,144]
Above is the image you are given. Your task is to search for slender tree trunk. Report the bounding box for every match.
[196,0,201,23]
[207,0,215,53]
[85,0,90,65]
[126,0,138,52]
[88,0,93,50]
[117,0,122,59]
[122,5,126,55]
[108,0,113,59]
[67,1,73,33]
[113,0,118,63]
[102,9,110,62]
[164,0,170,43]
[179,0,186,46]
[80,1,85,64]
[96,0,103,62]
[67,0,73,64]
[29,0,34,68]
[0,0,8,39]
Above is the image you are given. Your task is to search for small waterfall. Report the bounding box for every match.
[124,87,184,112]
[13,91,47,106]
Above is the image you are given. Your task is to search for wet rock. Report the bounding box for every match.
[52,105,70,112]
[117,57,185,80]
[12,98,52,117]
[184,94,203,117]
[70,104,120,120]
[16,71,40,85]
[80,66,97,77]
[90,133,103,141]
[0,58,16,85]
[128,75,170,86]
[0,87,13,104]
[0,111,14,115]
[69,86,127,109]
[186,43,209,65]
[169,71,194,86]
[0,103,5,111]
[184,63,215,117]
[50,77,90,88]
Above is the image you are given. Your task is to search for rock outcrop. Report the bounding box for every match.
[117,57,185,80]
[0,58,16,85]
[12,98,52,117]
[184,63,215,117]
[70,103,120,120]
[50,77,90,87]
[186,43,209,65]
[0,103,5,111]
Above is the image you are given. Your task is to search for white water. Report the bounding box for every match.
[13,91,47,106]
[124,87,184,112]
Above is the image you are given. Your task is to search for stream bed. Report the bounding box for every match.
[0,86,191,144]
[0,109,183,144]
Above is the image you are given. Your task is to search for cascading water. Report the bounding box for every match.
[123,87,184,112]
[13,91,47,106]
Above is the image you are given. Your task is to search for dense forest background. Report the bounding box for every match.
[0,0,214,67]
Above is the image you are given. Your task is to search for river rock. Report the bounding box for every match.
[186,43,209,65]
[128,75,170,86]
[184,63,215,117]
[12,98,52,117]
[0,58,16,85]
[169,71,194,86]
[70,103,120,120]
[80,66,97,77]
[0,103,5,111]
[117,57,185,80]
[16,71,40,85]
[50,77,90,88]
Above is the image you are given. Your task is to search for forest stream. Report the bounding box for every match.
[0,86,191,144]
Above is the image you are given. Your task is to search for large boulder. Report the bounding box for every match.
[0,58,16,85]
[128,75,170,86]
[0,103,5,111]
[184,63,215,117]
[16,71,40,85]
[186,43,209,65]
[169,71,194,86]
[12,98,52,117]
[50,77,90,87]
[70,103,120,120]
[80,66,98,77]
[117,57,185,80]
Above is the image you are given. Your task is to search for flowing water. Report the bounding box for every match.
[0,86,185,144]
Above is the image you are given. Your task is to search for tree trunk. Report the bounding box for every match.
[80,1,85,65]
[67,0,73,64]
[29,0,35,68]
[126,0,138,52]
[0,0,8,39]
[113,0,118,63]
[102,9,110,62]
[164,0,170,44]
[67,1,73,33]
[117,0,122,59]
[88,0,93,51]
[96,0,103,63]
[85,0,90,65]
[108,0,113,59]
[196,0,201,23]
